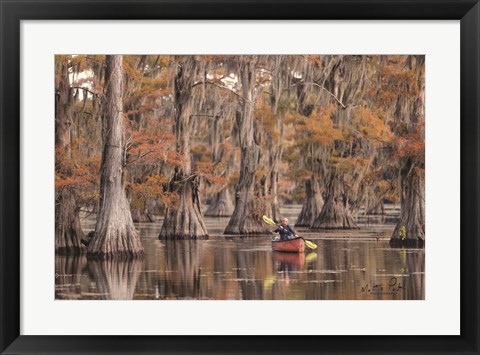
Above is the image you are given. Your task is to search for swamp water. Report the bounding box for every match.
[55,205,424,300]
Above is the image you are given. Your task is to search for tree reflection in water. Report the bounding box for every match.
[55,229,425,300]
[55,255,87,300]
[87,258,144,300]
[404,250,425,300]
[161,240,205,299]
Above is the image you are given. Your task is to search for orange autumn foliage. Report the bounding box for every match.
[55,146,100,188]
[127,126,183,168]
[352,107,393,143]
[55,143,101,205]
[195,161,228,186]
[393,122,425,164]
[287,104,342,148]
[366,56,421,108]
[130,175,179,209]
[255,98,279,139]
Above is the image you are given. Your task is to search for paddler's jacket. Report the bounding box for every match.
[273,224,297,241]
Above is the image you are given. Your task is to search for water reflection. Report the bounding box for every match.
[55,255,87,300]
[87,258,144,300]
[404,250,425,300]
[55,215,425,300]
[55,256,143,300]
[155,240,206,299]
[273,251,306,267]
[272,252,305,294]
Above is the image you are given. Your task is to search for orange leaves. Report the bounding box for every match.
[394,138,425,163]
[284,105,340,177]
[55,175,84,189]
[127,117,184,168]
[289,104,342,147]
[128,128,178,166]
[195,161,227,186]
[55,143,101,207]
[70,55,105,73]
[55,145,100,190]
[393,122,425,163]
[123,55,174,122]
[352,107,393,143]
[131,176,168,198]
[130,176,179,209]
[255,97,279,139]
[313,105,342,145]
[378,179,399,203]
[284,113,303,125]
[128,70,173,102]
[305,55,323,68]
[366,56,422,109]
[123,57,144,83]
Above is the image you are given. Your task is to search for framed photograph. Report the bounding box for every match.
[1,0,479,354]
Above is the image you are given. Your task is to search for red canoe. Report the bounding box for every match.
[272,237,305,253]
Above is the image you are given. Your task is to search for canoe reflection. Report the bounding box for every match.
[273,251,306,268]
[273,251,307,286]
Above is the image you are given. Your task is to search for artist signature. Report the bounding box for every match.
[360,277,403,295]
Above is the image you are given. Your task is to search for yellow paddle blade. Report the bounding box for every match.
[304,239,317,250]
[306,252,318,263]
[263,276,276,291]
[262,215,276,225]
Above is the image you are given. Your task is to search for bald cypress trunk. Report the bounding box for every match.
[129,188,156,223]
[294,92,323,228]
[296,177,324,227]
[55,57,84,254]
[55,187,85,254]
[131,205,155,223]
[205,112,234,217]
[265,130,282,222]
[367,200,385,215]
[87,55,144,259]
[390,162,425,247]
[265,55,287,222]
[224,57,270,235]
[390,55,425,248]
[160,172,208,239]
[159,56,208,239]
[205,188,234,217]
[266,162,281,222]
[311,172,357,229]
[310,57,367,230]
[55,59,72,153]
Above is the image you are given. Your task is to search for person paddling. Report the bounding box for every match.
[273,217,299,241]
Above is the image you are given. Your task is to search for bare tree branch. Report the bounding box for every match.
[192,80,252,104]
[72,86,97,97]
[292,81,347,109]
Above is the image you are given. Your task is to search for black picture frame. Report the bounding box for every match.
[1,1,479,354]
